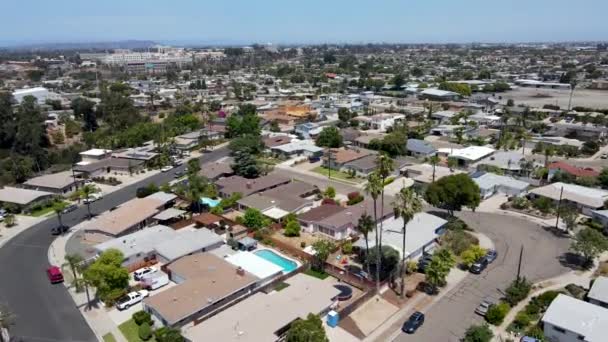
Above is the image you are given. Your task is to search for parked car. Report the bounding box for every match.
[475,299,493,316]
[62,204,78,214]
[161,165,174,172]
[51,225,69,235]
[83,193,102,203]
[46,266,64,284]
[402,311,425,334]
[485,250,498,263]
[140,272,169,291]
[133,267,157,281]
[521,336,541,342]
[174,170,185,178]
[470,257,489,274]
[602,153,608,159]
[116,290,149,310]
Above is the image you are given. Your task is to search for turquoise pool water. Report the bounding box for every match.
[254,249,298,273]
[200,197,220,208]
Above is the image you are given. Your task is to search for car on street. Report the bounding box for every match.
[161,165,174,172]
[601,153,608,159]
[402,311,425,334]
[174,170,185,178]
[62,204,78,214]
[470,257,489,274]
[134,267,157,281]
[46,266,64,284]
[51,225,69,235]
[116,290,149,310]
[83,193,102,204]
[485,250,498,263]
[475,299,493,316]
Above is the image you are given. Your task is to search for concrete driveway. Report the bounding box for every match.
[393,211,571,342]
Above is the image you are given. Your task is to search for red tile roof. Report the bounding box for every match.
[548,161,599,178]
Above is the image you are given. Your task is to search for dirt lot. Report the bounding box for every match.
[502,87,608,109]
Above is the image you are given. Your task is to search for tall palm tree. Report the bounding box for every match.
[544,145,555,168]
[356,214,374,276]
[54,202,67,233]
[392,187,423,298]
[429,155,440,183]
[364,172,383,292]
[80,185,96,219]
[375,155,394,252]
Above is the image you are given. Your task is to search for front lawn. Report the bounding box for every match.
[312,167,362,183]
[103,333,117,342]
[28,200,70,217]
[119,319,155,342]
[304,268,329,280]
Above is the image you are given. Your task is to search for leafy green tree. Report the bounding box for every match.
[392,187,422,297]
[429,155,440,182]
[243,208,266,230]
[438,82,472,96]
[311,240,334,271]
[599,168,608,189]
[504,278,532,306]
[284,220,301,237]
[323,186,336,199]
[231,151,261,179]
[558,204,578,232]
[315,126,343,148]
[391,74,406,89]
[338,108,353,123]
[460,245,487,268]
[154,327,184,342]
[229,135,264,155]
[571,228,608,267]
[425,174,480,216]
[463,324,493,342]
[486,302,510,325]
[83,249,129,303]
[186,159,201,176]
[286,313,328,342]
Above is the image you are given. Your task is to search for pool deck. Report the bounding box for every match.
[255,247,302,271]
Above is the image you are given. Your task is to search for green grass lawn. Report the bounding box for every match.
[312,167,362,183]
[119,319,155,342]
[103,333,117,342]
[28,200,70,217]
[303,268,329,280]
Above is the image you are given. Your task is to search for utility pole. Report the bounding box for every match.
[555,186,564,230]
[326,148,332,180]
[516,244,524,282]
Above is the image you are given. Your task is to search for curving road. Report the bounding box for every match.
[393,211,571,342]
[0,147,229,342]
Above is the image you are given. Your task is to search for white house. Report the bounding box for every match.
[472,172,530,199]
[542,294,608,342]
[528,182,608,216]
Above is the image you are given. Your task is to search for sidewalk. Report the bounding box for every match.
[49,225,127,342]
[0,214,46,248]
[275,163,365,188]
[364,268,470,342]
[492,254,605,341]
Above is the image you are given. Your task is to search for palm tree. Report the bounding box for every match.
[364,172,383,292]
[80,185,96,219]
[392,187,422,298]
[429,155,440,183]
[544,145,555,168]
[54,202,67,233]
[65,253,83,286]
[518,130,532,156]
[375,155,394,253]
[356,214,374,276]
[519,159,534,178]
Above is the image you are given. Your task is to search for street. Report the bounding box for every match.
[0,147,229,342]
[392,211,571,342]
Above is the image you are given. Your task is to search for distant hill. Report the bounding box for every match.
[0,40,158,51]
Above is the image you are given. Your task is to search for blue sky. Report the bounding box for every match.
[2,0,607,45]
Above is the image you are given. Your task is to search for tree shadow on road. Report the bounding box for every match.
[558,252,587,271]
[541,225,571,239]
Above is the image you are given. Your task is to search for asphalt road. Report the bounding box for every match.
[0,147,229,342]
[394,211,571,342]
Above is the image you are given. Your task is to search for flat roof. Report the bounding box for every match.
[530,182,608,208]
[95,225,175,259]
[154,229,223,261]
[449,146,495,162]
[153,208,186,221]
[588,276,608,304]
[0,186,54,205]
[225,251,283,280]
[23,171,79,190]
[146,253,258,325]
[542,294,608,341]
[183,273,341,342]
[472,172,529,191]
[84,198,163,236]
[80,148,112,157]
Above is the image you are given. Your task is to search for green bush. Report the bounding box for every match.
[132,310,152,325]
[532,197,554,214]
[525,325,546,341]
[486,302,510,325]
[534,290,560,309]
[138,322,152,341]
[505,278,532,306]
[513,311,532,330]
[511,197,530,210]
[284,220,301,237]
[524,302,540,316]
[565,283,586,299]
[342,241,353,254]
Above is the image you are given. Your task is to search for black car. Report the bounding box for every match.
[51,225,69,235]
[417,255,434,273]
[470,257,489,274]
[485,250,498,263]
[402,311,425,334]
[62,204,78,214]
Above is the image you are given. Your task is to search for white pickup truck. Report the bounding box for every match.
[116,290,149,311]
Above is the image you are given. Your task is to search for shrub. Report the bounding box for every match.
[138,322,152,341]
[132,310,152,325]
[525,325,545,341]
[534,290,560,309]
[511,197,530,210]
[565,283,586,299]
[300,241,306,248]
[505,278,532,306]
[532,197,553,214]
[513,311,532,330]
[383,177,395,186]
[347,194,364,206]
[460,245,487,268]
[524,302,540,316]
[463,324,493,342]
[441,229,478,255]
[284,220,301,237]
[321,198,336,205]
[347,192,360,200]
[342,241,353,254]
[486,302,510,325]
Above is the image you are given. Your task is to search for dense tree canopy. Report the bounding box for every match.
[425,174,481,215]
[315,126,343,148]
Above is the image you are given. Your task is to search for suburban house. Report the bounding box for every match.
[324,148,370,170]
[353,212,447,259]
[445,146,495,167]
[548,161,600,180]
[181,273,341,342]
[528,182,608,216]
[401,163,464,185]
[419,88,461,101]
[94,225,223,269]
[471,172,530,199]
[269,139,323,160]
[591,210,608,233]
[0,186,55,211]
[588,276,608,309]
[112,144,159,164]
[297,200,392,240]
[474,151,526,175]
[143,253,259,327]
[343,154,378,176]
[263,135,292,149]
[542,294,608,342]
[215,174,291,198]
[79,148,112,163]
[237,181,318,220]
[407,139,437,158]
[174,131,203,151]
[22,171,83,194]
[73,158,145,178]
[224,251,284,285]
[354,113,405,131]
[198,162,234,181]
[83,194,175,243]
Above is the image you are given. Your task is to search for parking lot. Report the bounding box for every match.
[394,211,571,342]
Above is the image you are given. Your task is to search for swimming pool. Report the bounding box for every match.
[254,249,298,273]
[200,197,220,208]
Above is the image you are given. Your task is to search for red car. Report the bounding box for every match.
[46,266,64,284]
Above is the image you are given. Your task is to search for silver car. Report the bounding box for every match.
[475,300,493,316]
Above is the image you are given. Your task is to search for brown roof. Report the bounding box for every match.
[84,198,163,236]
[548,161,600,178]
[198,162,233,180]
[193,213,222,226]
[145,253,257,325]
[328,149,370,164]
[298,204,345,223]
[263,136,292,148]
[215,174,291,197]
